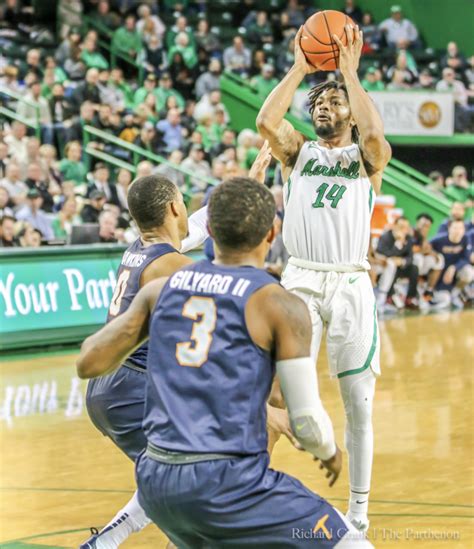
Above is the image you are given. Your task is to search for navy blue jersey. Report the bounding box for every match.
[108,239,177,369]
[143,260,278,455]
[430,234,471,270]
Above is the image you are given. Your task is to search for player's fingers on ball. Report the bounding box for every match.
[332,34,342,47]
[346,24,354,44]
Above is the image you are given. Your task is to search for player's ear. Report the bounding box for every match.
[266,224,276,245]
[170,200,179,217]
[206,222,214,239]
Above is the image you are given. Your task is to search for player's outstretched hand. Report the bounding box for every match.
[333,24,363,77]
[294,26,319,75]
[266,404,303,450]
[249,139,272,184]
[314,445,342,487]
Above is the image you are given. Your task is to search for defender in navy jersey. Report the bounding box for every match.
[78,178,373,548]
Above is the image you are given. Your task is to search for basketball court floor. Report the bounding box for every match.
[1,311,473,548]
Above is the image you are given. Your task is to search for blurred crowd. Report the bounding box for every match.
[0,0,472,309]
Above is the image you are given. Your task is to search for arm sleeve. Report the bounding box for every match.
[180,205,209,253]
[276,357,336,461]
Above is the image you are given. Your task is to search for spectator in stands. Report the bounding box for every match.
[22,49,43,79]
[210,128,236,160]
[4,122,28,164]
[81,190,106,223]
[247,11,274,45]
[0,215,18,247]
[96,103,121,138]
[280,0,305,28]
[155,73,185,112]
[251,64,278,98]
[444,165,473,207]
[0,143,8,180]
[1,163,27,206]
[276,37,296,75]
[249,49,268,78]
[49,83,75,143]
[94,0,118,31]
[143,33,168,75]
[87,163,120,206]
[386,50,418,85]
[59,141,87,186]
[112,14,143,61]
[134,121,165,154]
[73,68,101,111]
[155,150,186,190]
[156,108,185,153]
[1,66,21,95]
[39,144,62,187]
[376,216,419,310]
[411,213,445,303]
[24,162,55,213]
[17,80,53,143]
[436,68,472,132]
[464,55,474,90]
[16,188,54,241]
[116,168,132,211]
[52,197,81,240]
[387,69,410,91]
[80,35,109,70]
[437,202,472,236]
[441,41,467,78]
[181,144,211,191]
[343,0,363,24]
[19,137,42,179]
[18,224,42,248]
[99,210,125,243]
[194,89,229,125]
[136,161,154,178]
[136,4,165,45]
[414,69,435,90]
[64,44,87,82]
[67,101,97,143]
[134,74,158,108]
[55,28,82,66]
[223,36,252,77]
[427,170,445,197]
[379,5,419,50]
[361,67,385,92]
[168,32,198,70]
[195,59,222,100]
[109,68,134,111]
[0,187,14,218]
[195,19,221,56]
[431,219,473,308]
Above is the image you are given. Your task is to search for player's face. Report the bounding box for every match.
[448,221,465,243]
[312,89,353,140]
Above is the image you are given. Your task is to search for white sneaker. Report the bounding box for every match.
[346,511,370,533]
[451,289,465,309]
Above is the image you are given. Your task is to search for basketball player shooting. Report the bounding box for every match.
[257,24,391,532]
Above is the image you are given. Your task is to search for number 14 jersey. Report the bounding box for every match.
[143,260,277,455]
[283,141,374,267]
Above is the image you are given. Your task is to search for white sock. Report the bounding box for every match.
[339,371,376,520]
[94,491,151,549]
[349,489,370,518]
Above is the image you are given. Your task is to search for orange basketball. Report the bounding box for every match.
[300,10,355,71]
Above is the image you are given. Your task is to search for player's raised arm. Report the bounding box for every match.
[256,27,315,179]
[333,25,391,192]
[76,278,167,379]
[254,285,342,486]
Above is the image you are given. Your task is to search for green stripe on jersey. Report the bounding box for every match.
[368,186,374,213]
[337,302,377,379]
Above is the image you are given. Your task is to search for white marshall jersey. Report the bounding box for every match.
[283,141,375,267]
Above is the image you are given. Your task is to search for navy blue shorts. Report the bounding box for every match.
[86,365,147,461]
[136,451,350,548]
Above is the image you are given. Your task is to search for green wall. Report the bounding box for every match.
[321,0,474,54]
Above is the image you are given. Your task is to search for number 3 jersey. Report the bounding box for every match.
[143,260,277,455]
[283,141,375,267]
[107,239,177,369]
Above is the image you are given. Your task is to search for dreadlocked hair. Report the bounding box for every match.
[308,81,360,143]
